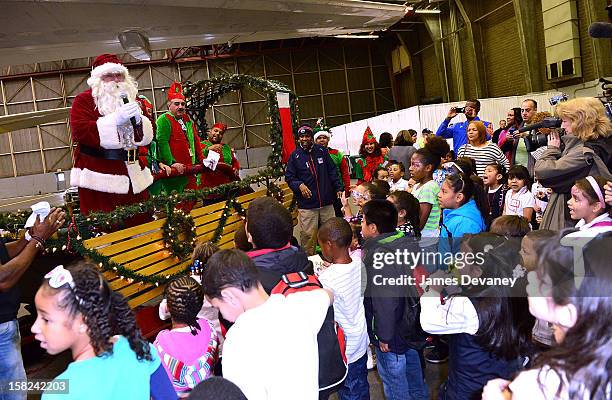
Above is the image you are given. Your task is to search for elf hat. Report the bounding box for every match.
[361,126,377,145]
[313,117,331,140]
[167,81,185,102]
[211,122,227,132]
[89,54,128,80]
[314,130,331,141]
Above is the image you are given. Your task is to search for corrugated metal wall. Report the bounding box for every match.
[392,0,608,107]
[0,41,394,178]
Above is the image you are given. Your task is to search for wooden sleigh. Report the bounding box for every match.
[81,182,296,309]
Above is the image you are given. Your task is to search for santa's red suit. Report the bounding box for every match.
[70,55,154,215]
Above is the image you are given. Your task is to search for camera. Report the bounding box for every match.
[522,117,563,152]
[598,77,612,121]
[549,93,568,106]
[454,107,465,114]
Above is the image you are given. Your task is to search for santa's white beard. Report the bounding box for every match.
[90,78,138,116]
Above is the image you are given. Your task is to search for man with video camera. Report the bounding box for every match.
[436,99,492,156]
[534,97,612,230]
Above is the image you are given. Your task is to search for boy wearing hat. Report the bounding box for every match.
[156,82,205,194]
[285,124,344,255]
[69,54,154,215]
[314,124,351,217]
[202,122,240,175]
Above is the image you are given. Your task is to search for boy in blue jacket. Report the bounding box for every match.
[285,124,343,255]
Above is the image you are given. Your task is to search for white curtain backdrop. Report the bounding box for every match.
[329,91,562,155]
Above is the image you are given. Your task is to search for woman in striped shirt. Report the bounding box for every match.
[457,121,509,178]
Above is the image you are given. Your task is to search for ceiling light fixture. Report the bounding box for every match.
[118,30,152,61]
[415,9,441,14]
[334,34,379,39]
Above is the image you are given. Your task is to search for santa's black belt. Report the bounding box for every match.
[79,144,138,163]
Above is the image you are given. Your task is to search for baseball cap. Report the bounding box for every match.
[297,125,314,136]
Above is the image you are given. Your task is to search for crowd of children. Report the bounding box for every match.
[27,115,611,400]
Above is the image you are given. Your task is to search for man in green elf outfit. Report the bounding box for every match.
[202,122,240,176]
[313,121,351,217]
[156,81,204,194]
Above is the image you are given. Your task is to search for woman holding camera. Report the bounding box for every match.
[534,97,612,231]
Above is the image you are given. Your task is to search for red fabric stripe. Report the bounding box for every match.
[246,243,291,258]
[279,107,295,163]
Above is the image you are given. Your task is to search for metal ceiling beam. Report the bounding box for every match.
[454,0,485,98]
[512,0,543,93]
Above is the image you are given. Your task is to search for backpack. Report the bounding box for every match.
[398,267,428,350]
[271,272,348,392]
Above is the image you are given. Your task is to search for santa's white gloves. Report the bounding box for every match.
[116,102,142,126]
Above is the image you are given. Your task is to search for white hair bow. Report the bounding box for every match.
[45,265,75,289]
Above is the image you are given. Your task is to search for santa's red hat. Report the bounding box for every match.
[361,126,377,145]
[167,81,185,102]
[211,122,227,132]
[89,54,128,80]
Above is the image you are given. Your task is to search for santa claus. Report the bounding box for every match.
[70,54,154,215]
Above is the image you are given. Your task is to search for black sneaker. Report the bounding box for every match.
[424,343,449,364]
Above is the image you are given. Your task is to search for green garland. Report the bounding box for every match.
[0,210,30,233]
[70,194,250,285]
[0,178,288,285]
[162,208,196,260]
[184,74,299,173]
[0,73,299,287]
[73,167,283,234]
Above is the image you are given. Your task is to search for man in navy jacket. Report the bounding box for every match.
[285,124,343,255]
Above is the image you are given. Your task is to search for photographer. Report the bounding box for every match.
[534,97,612,230]
[436,99,492,155]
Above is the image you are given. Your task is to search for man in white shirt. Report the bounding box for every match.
[202,249,333,400]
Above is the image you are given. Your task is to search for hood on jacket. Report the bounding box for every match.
[584,136,612,168]
[442,199,486,232]
[250,246,313,293]
[252,246,311,273]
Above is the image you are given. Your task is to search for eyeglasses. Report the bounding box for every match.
[351,191,370,201]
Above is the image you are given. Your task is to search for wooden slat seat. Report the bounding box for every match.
[83,183,295,307]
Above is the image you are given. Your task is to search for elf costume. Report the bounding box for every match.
[354,126,386,184]
[202,122,240,173]
[69,54,154,215]
[313,126,350,196]
[135,94,165,196]
[155,82,204,194]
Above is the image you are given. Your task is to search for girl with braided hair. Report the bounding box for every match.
[31,261,174,399]
[154,276,218,397]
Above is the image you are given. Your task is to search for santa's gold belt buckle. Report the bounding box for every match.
[126,148,138,164]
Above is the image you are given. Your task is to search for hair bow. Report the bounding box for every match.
[45,265,75,289]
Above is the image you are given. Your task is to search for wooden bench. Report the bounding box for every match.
[82,183,296,308]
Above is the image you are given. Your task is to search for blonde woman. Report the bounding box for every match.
[534,97,612,230]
